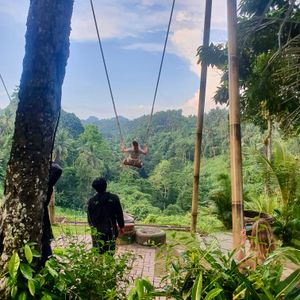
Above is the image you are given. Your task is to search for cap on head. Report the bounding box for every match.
[92,177,107,193]
[132,140,138,147]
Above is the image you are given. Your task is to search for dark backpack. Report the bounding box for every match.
[87,192,116,236]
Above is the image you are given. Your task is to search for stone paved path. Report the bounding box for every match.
[117,244,157,285]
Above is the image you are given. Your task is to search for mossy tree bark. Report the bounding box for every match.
[0,0,73,264]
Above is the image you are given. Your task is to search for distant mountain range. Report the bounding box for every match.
[82,110,196,142]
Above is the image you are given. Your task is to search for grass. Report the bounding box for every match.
[55,206,87,222]
[143,207,224,234]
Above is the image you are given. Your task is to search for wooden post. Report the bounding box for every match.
[191,0,212,233]
[227,0,244,249]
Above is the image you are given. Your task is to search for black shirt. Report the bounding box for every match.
[87,192,124,238]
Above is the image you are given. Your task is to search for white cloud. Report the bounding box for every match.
[181,67,225,116]
[69,0,228,118]
[122,43,163,52]
[71,0,170,41]
[168,0,227,75]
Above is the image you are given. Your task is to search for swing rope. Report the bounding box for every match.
[90,0,176,146]
[0,73,12,103]
[145,0,176,145]
[90,0,124,145]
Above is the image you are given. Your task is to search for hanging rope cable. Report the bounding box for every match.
[0,73,12,103]
[144,0,176,145]
[90,0,124,145]
[90,0,176,147]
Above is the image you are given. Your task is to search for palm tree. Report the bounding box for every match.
[255,142,300,247]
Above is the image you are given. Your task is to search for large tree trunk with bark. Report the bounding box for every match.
[0,0,73,265]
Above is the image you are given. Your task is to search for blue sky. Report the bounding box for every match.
[0,0,227,119]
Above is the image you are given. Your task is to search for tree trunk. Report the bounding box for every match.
[227,0,244,250]
[264,117,272,161]
[191,0,212,233]
[0,0,73,265]
[264,117,272,195]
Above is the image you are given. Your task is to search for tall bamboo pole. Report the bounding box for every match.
[191,0,212,233]
[227,0,244,249]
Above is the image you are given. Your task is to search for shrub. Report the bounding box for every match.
[1,240,134,300]
[164,204,184,216]
[209,173,232,229]
[129,245,300,299]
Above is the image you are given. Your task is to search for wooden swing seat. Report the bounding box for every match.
[123,159,143,169]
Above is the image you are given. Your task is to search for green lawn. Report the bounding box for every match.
[55,206,87,222]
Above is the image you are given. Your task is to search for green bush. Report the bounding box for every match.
[209,173,232,229]
[1,240,134,300]
[164,204,184,216]
[129,246,300,299]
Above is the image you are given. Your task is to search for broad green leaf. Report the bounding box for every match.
[18,291,27,300]
[20,263,33,280]
[275,269,300,299]
[10,286,18,298]
[192,272,203,300]
[46,262,58,277]
[204,288,223,300]
[8,251,20,279]
[24,245,33,264]
[41,294,52,300]
[56,281,65,292]
[233,288,246,300]
[135,279,144,298]
[261,287,275,300]
[127,288,138,300]
[236,270,260,299]
[28,279,35,296]
[39,276,45,286]
[140,279,154,292]
[31,249,41,258]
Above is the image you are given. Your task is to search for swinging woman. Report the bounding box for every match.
[121,140,148,168]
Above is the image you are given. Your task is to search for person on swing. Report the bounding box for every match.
[121,140,148,168]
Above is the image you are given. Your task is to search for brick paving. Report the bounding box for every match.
[117,244,156,284]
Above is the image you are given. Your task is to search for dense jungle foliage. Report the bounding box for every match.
[1,94,299,244]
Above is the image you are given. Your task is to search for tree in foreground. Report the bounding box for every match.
[0,0,74,267]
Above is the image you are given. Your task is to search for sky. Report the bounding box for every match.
[0,0,227,120]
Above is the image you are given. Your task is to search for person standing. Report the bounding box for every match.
[237,219,276,270]
[87,177,125,254]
